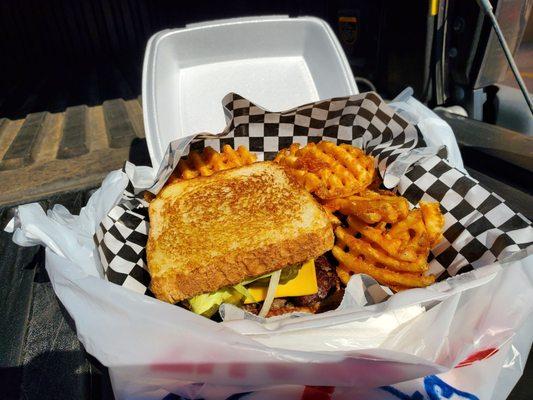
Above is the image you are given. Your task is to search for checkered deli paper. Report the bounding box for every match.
[93,91,533,307]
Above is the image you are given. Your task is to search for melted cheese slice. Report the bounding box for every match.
[244,259,318,304]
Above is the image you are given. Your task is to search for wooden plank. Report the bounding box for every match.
[0,147,130,207]
[0,119,24,161]
[0,119,8,141]
[123,98,145,138]
[0,112,46,170]
[31,112,64,163]
[0,99,143,206]
[57,105,89,159]
[86,105,108,152]
[102,99,137,148]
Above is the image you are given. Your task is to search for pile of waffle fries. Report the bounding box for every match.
[274,142,374,199]
[275,141,444,291]
[169,144,257,182]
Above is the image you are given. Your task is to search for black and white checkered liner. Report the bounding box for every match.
[93,92,533,303]
[93,192,153,294]
[196,92,422,175]
[397,154,532,280]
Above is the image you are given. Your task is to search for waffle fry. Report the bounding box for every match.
[367,173,384,191]
[389,285,410,292]
[420,201,445,246]
[335,226,428,272]
[170,145,257,182]
[143,191,156,203]
[324,209,342,228]
[347,213,430,265]
[274,141,375,199]
[323,190,409,224]
[336,265,352,285]
[332,246,435,288]
[331,198,444,289]
[333,226,435,288]
[337,265,410,292]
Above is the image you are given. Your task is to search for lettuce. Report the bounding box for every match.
[188,283,253,317]
[189,264,302,317]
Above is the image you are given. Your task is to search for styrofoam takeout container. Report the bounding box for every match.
[142,15,358,167]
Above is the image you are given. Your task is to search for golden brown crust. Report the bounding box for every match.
[150,226,333,303]
[147,162,334,303]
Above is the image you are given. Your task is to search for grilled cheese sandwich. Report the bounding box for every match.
[147,161,334,304]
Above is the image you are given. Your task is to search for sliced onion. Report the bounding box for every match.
[258,269,281,318]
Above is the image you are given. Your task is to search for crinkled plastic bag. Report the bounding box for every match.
[8,200,533,399]
[388,87,465,172]
[6,92,533,400]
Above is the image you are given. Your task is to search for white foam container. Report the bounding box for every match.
[142,15,358,167]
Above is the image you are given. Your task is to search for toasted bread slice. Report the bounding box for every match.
[147,161,334,303]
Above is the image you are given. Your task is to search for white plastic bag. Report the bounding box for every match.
[389,87,465,172]
[8,201,533,399]
[6,91,533,399]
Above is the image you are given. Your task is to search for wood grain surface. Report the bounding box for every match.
[0,97,144,207]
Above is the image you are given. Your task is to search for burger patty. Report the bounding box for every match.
[242,255,343,317]
[293,255,341,307]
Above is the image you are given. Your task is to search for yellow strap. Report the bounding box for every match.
[430,0,439,16]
